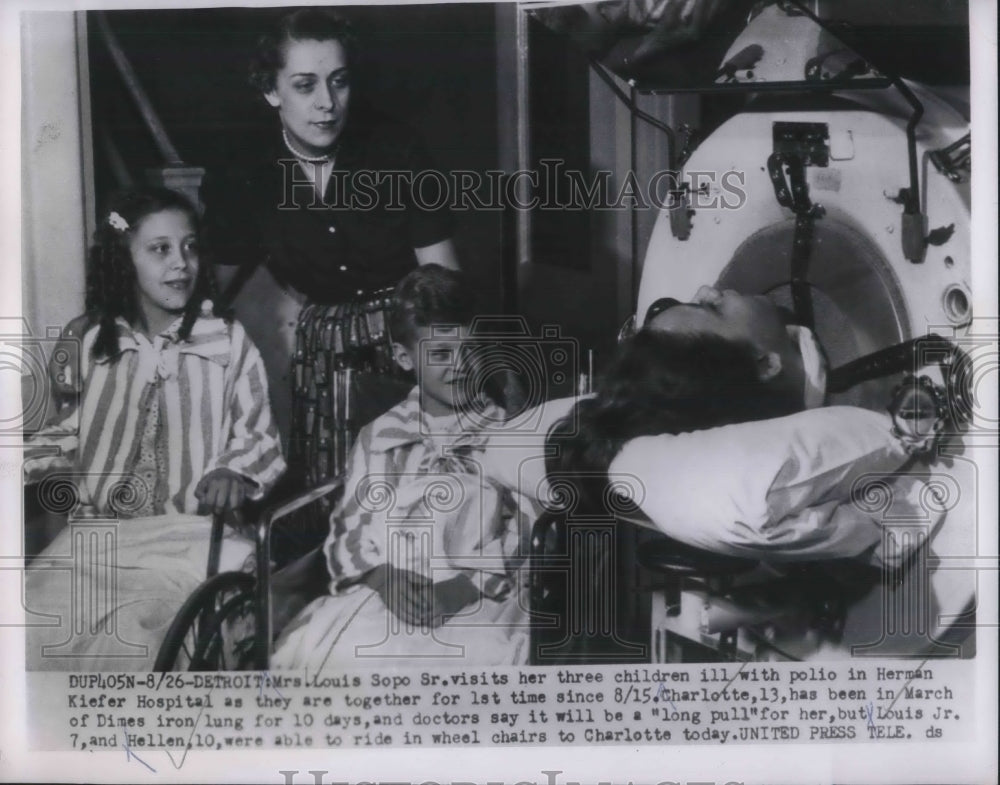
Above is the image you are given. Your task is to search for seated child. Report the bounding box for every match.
[272,265,538,669]
[23,186,285,671]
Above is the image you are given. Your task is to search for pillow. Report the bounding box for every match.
[609,406,922,561]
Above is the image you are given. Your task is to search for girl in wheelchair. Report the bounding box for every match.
[23,186,285,670]
[554,287,949,564]
[271,265,540,670]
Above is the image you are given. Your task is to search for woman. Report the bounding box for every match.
[204,8,458,300]
[201,8,459,483]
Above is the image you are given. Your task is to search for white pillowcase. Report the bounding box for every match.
[483,402,934,563]
[608,406,922,561]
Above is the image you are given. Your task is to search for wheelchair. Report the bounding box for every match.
[154,305,545,671]
[155,291,406,671]
[153,476,344,671]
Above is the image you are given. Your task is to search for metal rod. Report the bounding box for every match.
[636,76,893,95]
[94,12,183,165]
[590,57,676,172]
[892,76,925,214]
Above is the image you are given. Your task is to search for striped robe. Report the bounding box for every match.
[23,315,285,671]
[272,388,541,669]
[24,315,285,515]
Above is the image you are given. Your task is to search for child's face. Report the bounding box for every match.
[130,208,200,329]
[394,326,478,417]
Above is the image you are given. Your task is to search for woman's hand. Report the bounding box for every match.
[366,565,478,627]
[195,468,253,515]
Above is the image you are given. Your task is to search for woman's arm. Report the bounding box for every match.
[414,238,460,271]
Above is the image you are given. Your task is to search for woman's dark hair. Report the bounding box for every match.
[546,328,802,513]
[249,8,356,94]
[388,264,477,348]
[86,186,224,360]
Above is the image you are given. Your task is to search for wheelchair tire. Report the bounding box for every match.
[154,571,257,672]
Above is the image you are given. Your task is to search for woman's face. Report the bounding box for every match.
[265,37,351,157]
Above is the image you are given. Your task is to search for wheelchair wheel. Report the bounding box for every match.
[154,571,257,672]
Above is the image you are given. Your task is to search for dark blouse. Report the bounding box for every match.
[202,110,453,304]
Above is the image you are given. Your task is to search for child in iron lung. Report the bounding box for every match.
[272,265,539,669]
[23,186,285,671]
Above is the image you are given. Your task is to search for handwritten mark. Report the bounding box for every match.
[884,658,928,712]
[723,661,750,690]
[123,735,156,773]
[865,702,875,728]
[163,683,215,770]
[654,682,680,712]
[260,670,285,701]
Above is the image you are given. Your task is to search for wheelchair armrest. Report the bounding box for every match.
[257,477,346,537]
[253,476,345,670]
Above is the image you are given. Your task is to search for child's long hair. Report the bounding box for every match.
[86,187,224,360]
[546,329,802,513]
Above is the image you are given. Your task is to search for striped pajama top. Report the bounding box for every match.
[24,315,285,517]
[326,388,540,601]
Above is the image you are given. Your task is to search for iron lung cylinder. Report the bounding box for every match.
[636,83,971,410]
[633,82,975,659]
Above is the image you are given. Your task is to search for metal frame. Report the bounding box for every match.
[252,477,345,670]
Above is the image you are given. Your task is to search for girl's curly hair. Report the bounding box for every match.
[86,186,227,360]
[545,328,802,514]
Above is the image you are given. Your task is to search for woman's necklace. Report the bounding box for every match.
[282,129,338,164]
[283,129,338,200]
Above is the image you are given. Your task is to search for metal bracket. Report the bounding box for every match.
[930,132,971,184]
[669,183,693,241]
[888,374,950,455]
[767,122,830,329]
